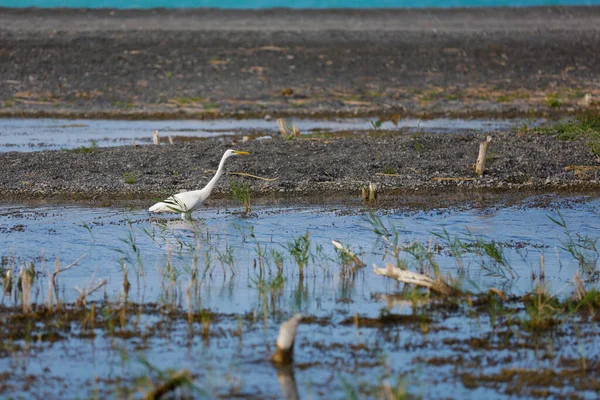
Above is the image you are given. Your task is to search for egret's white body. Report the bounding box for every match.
[149,149,249,218]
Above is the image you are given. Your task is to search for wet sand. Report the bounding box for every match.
[0,7,599,119]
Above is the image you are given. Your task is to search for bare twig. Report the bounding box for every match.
[205,169,278,181]
[52,254,87,282]
[75,278,107,307]
[153,130,160,145]
[433,177,476,182]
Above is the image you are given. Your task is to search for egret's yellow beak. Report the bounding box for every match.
[234,150,250,155]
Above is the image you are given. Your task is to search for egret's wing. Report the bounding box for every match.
[162,194,189,212]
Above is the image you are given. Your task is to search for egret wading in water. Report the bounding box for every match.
[148,149,249,219]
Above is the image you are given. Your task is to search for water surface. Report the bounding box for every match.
[0,117,536,152]
[1,195,598,399]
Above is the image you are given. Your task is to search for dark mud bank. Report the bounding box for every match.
[1,7,600,119]
[1,131,598,202]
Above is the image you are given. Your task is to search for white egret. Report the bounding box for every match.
[148,149,249,218]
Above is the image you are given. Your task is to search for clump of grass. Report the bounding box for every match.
[203,102,220,109]
[64,139,98,154]
[112,101,134,109]
[285,232,311,275]
[534,112,600,156]
[549,212,599,281]
[382,165,396,175]
[545,93,562,108]
[122,172,136,185]
[172,97,202,106]
[412,142,424,152]
[231,181,252,215]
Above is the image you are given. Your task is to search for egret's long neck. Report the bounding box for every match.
[203,153,229,195]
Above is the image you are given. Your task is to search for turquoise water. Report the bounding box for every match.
[0,0,598,8]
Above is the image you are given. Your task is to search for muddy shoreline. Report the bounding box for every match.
[1,7,600,120]
[0,7,599,203]
[1,129,598,203]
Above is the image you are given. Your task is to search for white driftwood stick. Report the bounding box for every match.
[277,118,300,138]
[475,136,492,176]
[271,313,302,364]
[153,130,160,145]
[373,263,453,295]
[332,240,366,268]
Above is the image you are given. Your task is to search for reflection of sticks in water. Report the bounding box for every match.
[274,365,300,400]
[271,313,302,364]
[144,370,192,400]
[3,269,12,296]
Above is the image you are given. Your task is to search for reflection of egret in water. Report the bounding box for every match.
[150,217,205,232]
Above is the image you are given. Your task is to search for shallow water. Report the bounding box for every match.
[1,196,598,308]
[0,195,599,398]
[0,117,538,152]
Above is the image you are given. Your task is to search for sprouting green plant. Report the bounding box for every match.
[80,220,95,241]
[523,283,561,332]
[545,93,562,108]
[122,172,136,185]
[382,165,396,175]
[412,141,424,152]
[472,236,517,279]
[549,212,599,281]
[231,181,252,215]
[364,212,405,269]
[431,227,466,274]
[64,139,98,154]
[405,240,439,277]
[370,119,382,130]
[285,232,311,273]
[270,248,284,271]
[115,219,144,278]
[216,244,236,275]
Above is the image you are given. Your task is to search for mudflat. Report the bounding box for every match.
[0,7,599,119]
[0,7,599,202]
